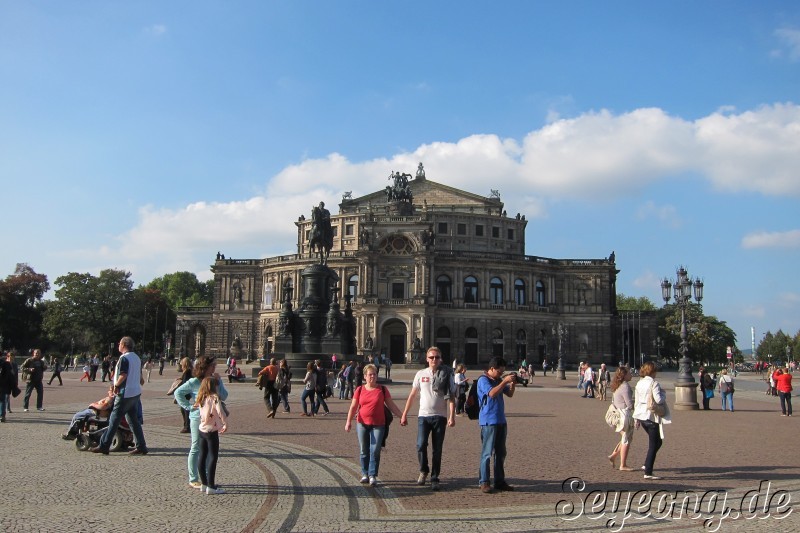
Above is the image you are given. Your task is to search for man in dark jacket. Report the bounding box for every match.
[22,349,48,411]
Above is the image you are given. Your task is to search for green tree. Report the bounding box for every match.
[756,330,794,364]
[43,269,134,353]
[616,293,657,311]
[0,263,50,352]
[146,272,213,308]
[661,303,737,365]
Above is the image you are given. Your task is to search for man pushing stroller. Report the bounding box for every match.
[61,389,116,440]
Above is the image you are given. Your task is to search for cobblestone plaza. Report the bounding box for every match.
[2,365,798,532]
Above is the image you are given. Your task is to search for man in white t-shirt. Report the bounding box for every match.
[91,336,148,455]
[400,346,456,491]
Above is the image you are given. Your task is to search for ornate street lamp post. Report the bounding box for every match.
[555,322,567,380]
[661,266,703,410]
[653,336,663,363]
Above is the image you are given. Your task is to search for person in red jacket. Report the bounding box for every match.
[775,368,793,416]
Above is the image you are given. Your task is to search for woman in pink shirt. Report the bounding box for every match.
[345,364,403,487]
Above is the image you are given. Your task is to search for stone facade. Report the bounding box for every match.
[176,165,627,366]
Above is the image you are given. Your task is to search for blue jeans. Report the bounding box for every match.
[188,416,201,482]
[301,388,315,415]
[356,423,386,477]
[479,423,507,486]
[417,416,447,481]
[640,419,662,475]
[0,392,8,418]
[98,394,146,452]
[721,391,734,411]
[313,389,329,414]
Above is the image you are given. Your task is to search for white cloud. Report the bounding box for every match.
[778,292,800,305]
[635,201,682,229]
[90,102,800,284]
[694,104,800,195]
[632,270,661,292]
[740,305,766,319]
[741,229,800,249]
[774,28,800,61]
[144,24,167,36]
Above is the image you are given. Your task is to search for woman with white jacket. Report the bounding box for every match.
[633,361,670,480]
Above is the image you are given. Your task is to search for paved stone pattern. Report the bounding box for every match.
[2,367,799,532]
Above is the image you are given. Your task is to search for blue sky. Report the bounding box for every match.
[2,1,798,352]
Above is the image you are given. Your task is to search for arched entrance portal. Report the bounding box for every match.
[381,318,407,364]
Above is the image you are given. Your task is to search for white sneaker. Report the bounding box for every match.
[369,476,377,487]
[206,486,225,495]
[23,409,29,412]
[37,408,46,411]
[643,475,661,480]
[417,472,428,485]
[359,476,369,484]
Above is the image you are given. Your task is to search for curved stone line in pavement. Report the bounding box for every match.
[215,430,551,531]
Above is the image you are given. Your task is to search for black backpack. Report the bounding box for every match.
[464,375,487,420]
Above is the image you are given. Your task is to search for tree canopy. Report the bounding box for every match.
[616,293,657,311]
[146,272,213,308]
[0,263,50,351]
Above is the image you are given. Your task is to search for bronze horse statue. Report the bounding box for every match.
[309,202,333,264]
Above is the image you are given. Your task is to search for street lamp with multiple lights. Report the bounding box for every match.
[661,266,704,410]
[554,322,567,380]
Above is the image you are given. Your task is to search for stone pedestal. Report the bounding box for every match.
[673,382,700,410]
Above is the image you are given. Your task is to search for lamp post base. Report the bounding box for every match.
[557,369,566,380]
[673,382,699,410]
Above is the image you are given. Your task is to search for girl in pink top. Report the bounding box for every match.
[194,377,228,494]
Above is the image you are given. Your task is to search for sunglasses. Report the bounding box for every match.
[427,356,441,360]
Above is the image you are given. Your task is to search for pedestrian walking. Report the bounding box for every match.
[312,360,330,416]
[400,346,456,491]
[47,357,63,386]
[633,361,670,480]
[344,364,403,487]
[300,362,316,416]
[607,367,635,471]
[257,357,280,418]
[90,337,148,456]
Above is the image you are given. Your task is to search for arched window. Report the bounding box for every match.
[436,275,452,303]
[490,277,503,305]
[514,279,526,306]
[492,328,504,340]
[465,327,478,338]
[348,274,359,303]
[464,276,479,304]
[536,280,546,307]
[437,326,451,339]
